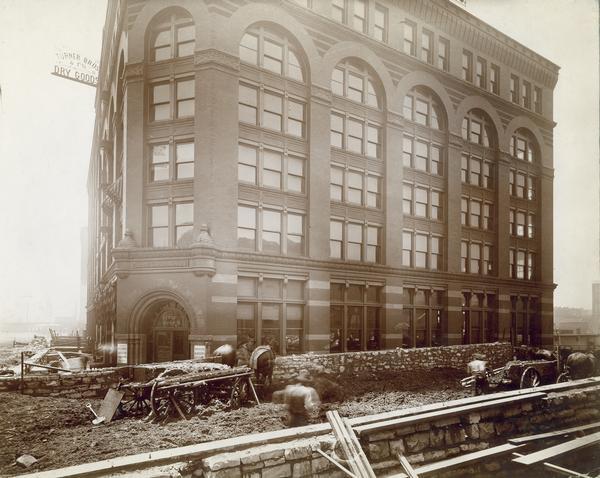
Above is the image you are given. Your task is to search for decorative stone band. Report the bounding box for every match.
[211,296,237,304]
[211,274,237,284]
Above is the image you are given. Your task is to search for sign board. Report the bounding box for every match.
[117,342,128,365]
[193,344,206,360]
[52,48,99,87]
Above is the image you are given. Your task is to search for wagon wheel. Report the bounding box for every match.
[150,382,196,421]
[556,372,570,384]
[520,367,542,389]
[119,386,151,417]
[229,378,249,409]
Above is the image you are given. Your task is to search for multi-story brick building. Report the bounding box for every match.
[87,0,558,366]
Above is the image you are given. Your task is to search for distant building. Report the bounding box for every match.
[592,282,600,332]
[87,0,558,366]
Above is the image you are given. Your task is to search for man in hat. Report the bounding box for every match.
[467,353,489,396]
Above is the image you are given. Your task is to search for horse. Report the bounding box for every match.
[213,342,275,389]
[564,352,598,380]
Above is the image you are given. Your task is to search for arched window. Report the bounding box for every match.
[403,87,445,130]
[149,9,195,62]
[510,129,538,163]
[462,109,497,148]
[330,59,382,109]
[240,25,305,82]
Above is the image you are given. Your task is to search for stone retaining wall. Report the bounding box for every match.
[273,343,514,382]
[0,369,126,398]
[194,383,600,478]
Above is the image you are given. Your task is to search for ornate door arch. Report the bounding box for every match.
[152,301,190,362]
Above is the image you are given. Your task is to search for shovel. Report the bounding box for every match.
[86,403,106,425]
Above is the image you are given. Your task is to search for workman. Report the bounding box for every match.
[273,382,320,427]
[467,353,489,396]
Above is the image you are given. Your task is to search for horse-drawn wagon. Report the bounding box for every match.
[117,364,259,422]
[461,358,558,392]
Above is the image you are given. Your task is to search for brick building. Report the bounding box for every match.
[87,0,558,366]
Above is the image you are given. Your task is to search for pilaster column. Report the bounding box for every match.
[539,168,554,284]
[496,151,512,279]
[122,62,145,246]
[308,85,332,260]
[446,133,463,274]
[385,112,404,268]
[382,278,403,348]
[306,271,331,353]
[193,49,241,250]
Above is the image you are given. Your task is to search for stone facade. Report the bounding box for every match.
[88,0,558,366]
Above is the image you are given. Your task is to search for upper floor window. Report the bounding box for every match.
[403,87,446,130]
[331,60,382,109]
[534,87,542,114]
[490,64,500,95]
[403,136,443,176]
[148,201,193,247]
[150,78,194,121]
[462,50,473,82]
[374,5,387,42]
[403,21,416,56]
[437,38,449,71]
[149,140,194,182]
[476,57,486,89]
[331,112,382,158]
[510,75,519,104]
[330,220,381,263]
[240,26,305,82]
[332,0,346,23]
[330,165,381,208]
[522,81,532,109]
[402,231,442,270]
[352,0,367,33]
[421,30,433,64]
[510,129,538,163]
[239,83,305,137]
[149,9,195,62]
[461,110,496,148]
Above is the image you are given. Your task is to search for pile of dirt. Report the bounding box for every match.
[0,368,467,475]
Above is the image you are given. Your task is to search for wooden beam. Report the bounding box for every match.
[509,421,600,444]
[342,417,376,478]
[327,411,375,478]
[315,448,356,477]
[512,431,600,466]
[512,452,591,478]
[355,392,546,436]
[397,452,419,478]
[389,443,527,478]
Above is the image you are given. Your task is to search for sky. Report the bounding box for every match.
[0,0,598,329]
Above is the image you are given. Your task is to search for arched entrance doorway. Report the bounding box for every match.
[141,300,190,363]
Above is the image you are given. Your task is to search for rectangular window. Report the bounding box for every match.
[366,226,380,262]
[461,154,468,183]
[421,30,433,64]
[150,204,169,247]
[476,57,486,88]
[462,50,473,82]
[347,170,363,205]
[288,100,305,137]
[240,32,259,64]
[527,176,535,200]
[176,25,194,57]
[415,187,428,217]
[367,124,381,158]
[415,98,428,126]
[431,236,441,270]
[263,92,283,131]
[239,84,258,124]
[353,0,366,33]
[516,172,526,198]
[263,149,282,189]
[483,203,493,230]
[174,142,194,179]
[516,211,526,237]
[151,144,169,181]
[470,157,481,186]
[437,38,449,71]
[403,183,413,215]
[374,5,387,42]
[461,197,468,226]
[402,232,412,266]
[237,205,257,250]
[483,245,492,275]
[403,95,413,121]
[176,79,194,118]
[262,209,281,253]
[330,166,344,201]
[517,250,526,279]
[510,75,519,103]
[403,136,413,168]
[527,252,535,280]
[287,213,304,256]
[347,223,363,261]
[367,176,380,208]
[527,213,535,239]
[153,29,171,62]
[415,233,427,268]
[347,72,363,103]
[287,155,305,193]
[151,83,170,121]
[509,249,515,278]
[534,87,542,113]
[470,243,481,274]
[175,202,193,246]
[330,220,343,258]
[347,118,364,154]
[263,38,283,75]
[509,209,515,235]
[431,190,442,220]
[415,140,428,171]
[509,169,515,196]
[490,64,499,94]
[430,145,442,176]
[461,241,468,273]
[238,144,258,184]
[332,0,346,23]
[522,81,531,109]
[403,21,415,56]
[470,200,481,229]
[483,161,493,189]
[331,113,344,148]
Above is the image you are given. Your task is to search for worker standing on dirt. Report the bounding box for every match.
[467,353,489,396]
[273,381,320,427]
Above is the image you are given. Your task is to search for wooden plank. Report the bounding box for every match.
[315,449,356,477]
[513,452,591,478]
[509,421,600,444]
[327,411,371,478]
[97,389,124,423]
[389,443,527,478]
[397,452,419,478]
[355,392,546,436]
[512,431,600,466]
[342,418,376,478]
